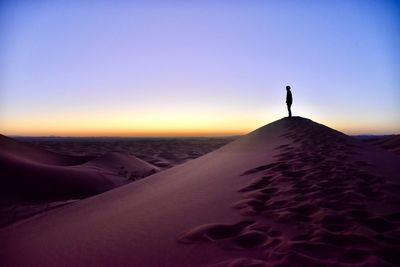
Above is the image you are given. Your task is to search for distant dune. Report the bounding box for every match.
[20,136,235,169]
[1,117,399,266]
[0,134,158,227]
[364,135,400,155]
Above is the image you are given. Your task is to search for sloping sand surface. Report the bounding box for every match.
[1,117,400,266]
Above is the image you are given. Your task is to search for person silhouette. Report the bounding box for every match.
[286,86,292,118]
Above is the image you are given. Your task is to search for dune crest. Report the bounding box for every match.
[1,117,400,267]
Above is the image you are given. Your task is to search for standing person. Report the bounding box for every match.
[286,86,293,118]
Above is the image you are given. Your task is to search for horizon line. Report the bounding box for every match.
[7,134,243,139]
[5,133,399,139]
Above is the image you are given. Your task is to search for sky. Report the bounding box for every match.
[1,0,399,136]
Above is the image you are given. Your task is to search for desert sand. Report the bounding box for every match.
[21,137,235,169]
[364,135,400,156]
[0,134,158,227]
[1,117,400,266]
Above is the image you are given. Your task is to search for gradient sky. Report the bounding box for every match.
[1,0,399,136]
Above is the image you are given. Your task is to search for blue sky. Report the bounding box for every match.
[1,1,399,136]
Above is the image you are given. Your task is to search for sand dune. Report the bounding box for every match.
[82,152,159,180]
[0,135,158,227]
[0,134,92,166]
[1,117,400,266]
[365,135,400,156]
[22,137,235,169]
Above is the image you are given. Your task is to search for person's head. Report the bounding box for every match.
[286,85,291,91]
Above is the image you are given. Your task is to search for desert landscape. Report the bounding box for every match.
[362,135,400,156]
[1,1,399,266]
[17,136,236,170]
[1,117,400,266]
[0,134,234,228]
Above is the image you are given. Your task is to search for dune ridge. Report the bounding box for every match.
[1,117,399,267]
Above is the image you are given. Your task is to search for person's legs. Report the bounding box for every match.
[287,104,292,118]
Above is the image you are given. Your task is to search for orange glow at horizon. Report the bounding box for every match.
[1,101,399,137]
[1,126,252,137]
[0,110,274,137]
[2,112,399,137]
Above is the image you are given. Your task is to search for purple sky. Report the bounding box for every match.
[1,1,399,136]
